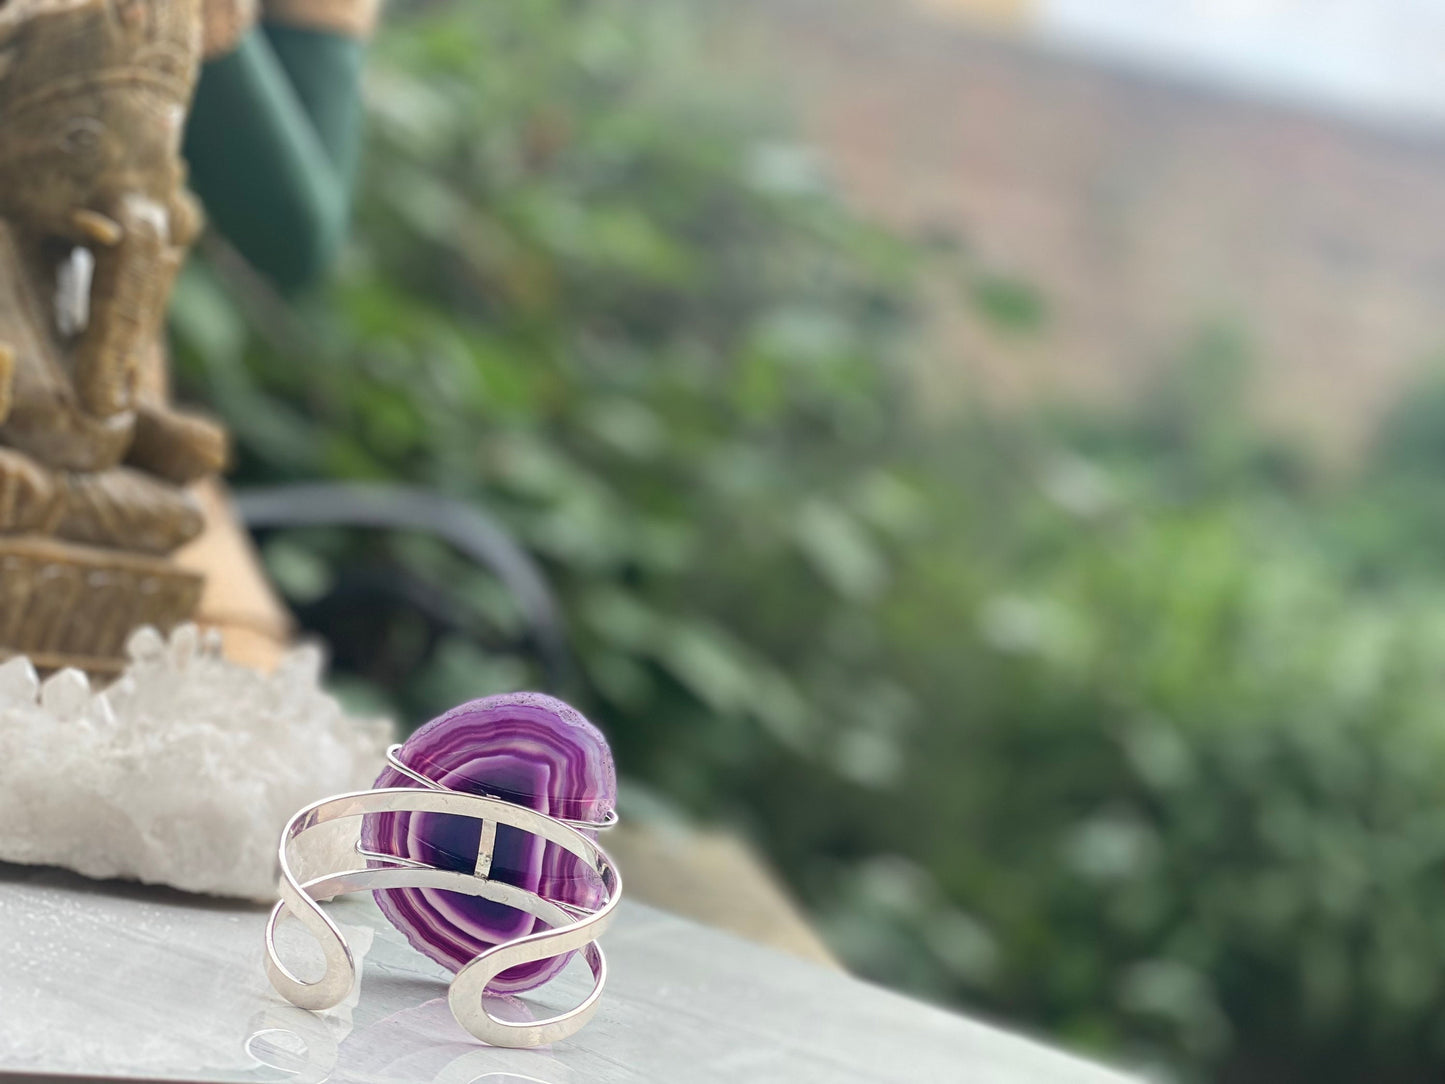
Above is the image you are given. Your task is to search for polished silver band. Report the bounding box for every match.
[264,786,623,1048]
[382,743,621,830]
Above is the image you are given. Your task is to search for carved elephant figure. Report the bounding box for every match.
[0,0,227,554]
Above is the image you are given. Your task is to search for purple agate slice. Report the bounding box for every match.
[361,692,616,993]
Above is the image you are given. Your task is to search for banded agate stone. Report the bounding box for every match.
[361,692,616,993]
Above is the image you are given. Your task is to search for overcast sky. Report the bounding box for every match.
[1040,0,1445,129]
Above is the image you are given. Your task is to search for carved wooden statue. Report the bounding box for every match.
[0,0,373,673]
[0,0,225,672]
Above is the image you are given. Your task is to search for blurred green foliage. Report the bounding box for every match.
[171,1,1445,1080]
[861,366,1445,1082]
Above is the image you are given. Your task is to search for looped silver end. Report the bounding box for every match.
[264,787,622,1048]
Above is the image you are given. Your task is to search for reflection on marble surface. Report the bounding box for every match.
[0,862,1138,1083]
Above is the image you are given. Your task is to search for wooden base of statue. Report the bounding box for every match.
[0,480,293,678]
[0,534,202,676]
[0,0,223,678]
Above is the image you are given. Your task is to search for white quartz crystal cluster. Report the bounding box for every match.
[0,625,391,900]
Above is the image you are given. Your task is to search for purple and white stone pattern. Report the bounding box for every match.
[361,692,617,993]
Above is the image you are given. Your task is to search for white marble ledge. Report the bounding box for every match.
[0,862,1139,1084]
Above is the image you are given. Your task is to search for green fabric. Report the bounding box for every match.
[183,26,365,292]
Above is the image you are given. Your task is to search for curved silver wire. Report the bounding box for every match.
[383,744,621,830]
[265,787,622,1048]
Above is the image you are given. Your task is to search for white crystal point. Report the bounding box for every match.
[0,625,391,901]
[167,622,200,669]
[39,668,90,722]
[0,655,39,706]
[125,625,166,664]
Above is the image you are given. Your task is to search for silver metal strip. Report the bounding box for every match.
[266,786,622,1049]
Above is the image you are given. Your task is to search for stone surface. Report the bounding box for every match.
[362,692,617,993]
[0,862,1140,1083]
[0,623,389,900]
